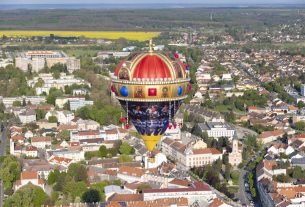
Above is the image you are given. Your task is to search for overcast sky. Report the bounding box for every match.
[0,0,304,4]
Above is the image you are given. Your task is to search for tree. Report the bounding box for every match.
[35,109,46,120]
[12,100,21,107]
[64,181,87,201]
[295,122,305,131]
[48,116,58,123]
[57,130,70,141]
[53,173,67,192]
[119,154,133,163]
[4,184,48,207]
[224,164,231,181]
[46,88,63,105]
[47,169,61,185]
[67,163,88,182]
[297,101,305,109]
[82,189,101,203]
[0,155,21,190]
[99,145,108,157]
[91,181,110,201]
[74,165,88,182]
[274,174,290,183]
[119,142,135,155]
[292,166,305,179]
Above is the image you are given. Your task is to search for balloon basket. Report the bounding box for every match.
[148,157,155,163]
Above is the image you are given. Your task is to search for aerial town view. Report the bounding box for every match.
[0,0,304,206]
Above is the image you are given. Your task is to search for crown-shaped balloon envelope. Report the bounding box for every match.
[111,40,191,153]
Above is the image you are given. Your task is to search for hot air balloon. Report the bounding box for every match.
[111,40,191,157]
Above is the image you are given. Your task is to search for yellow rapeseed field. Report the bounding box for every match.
[0,31,160,41]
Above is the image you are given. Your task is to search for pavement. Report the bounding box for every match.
[238,169,250,206]
[235,125,258,140]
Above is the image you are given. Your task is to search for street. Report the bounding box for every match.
[238,169,250,206]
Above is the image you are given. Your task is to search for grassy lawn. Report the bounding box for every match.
[231,170,241,185]
[228,186,239,194]
[64,48,100,57]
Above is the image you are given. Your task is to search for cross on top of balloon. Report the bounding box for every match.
[148,39,155,53]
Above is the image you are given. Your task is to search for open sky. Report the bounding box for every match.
[0,0,304,4]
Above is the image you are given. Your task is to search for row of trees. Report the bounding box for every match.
[84,140,135,161]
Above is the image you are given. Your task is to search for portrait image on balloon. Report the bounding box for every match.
[111,40,191,159]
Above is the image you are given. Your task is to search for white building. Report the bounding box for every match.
[77,119,100,131]
[14,171,45,192]
[1,96,46,107]
[197,122,236,139]
[161,139,222,170]
[31,136,52,149]
[18,109,36,124]
[16,51,80,73]
[48,149,85,162]
[45,110,75,124]
[69,99,94,111]
[28,73,90,95]
[70,130,105,142]
[143,182,216,205]
[55,96,85,109]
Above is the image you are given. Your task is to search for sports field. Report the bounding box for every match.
[0,31,160,41]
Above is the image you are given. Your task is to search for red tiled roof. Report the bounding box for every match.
[105,129,118,135]
[21,171,38,180]
[209,198,225,207]
[127,198,188,207]
[295,134,305,139]
[144,182,211,193]
[11,135,25,142]
[264,160,277,171]
[58,124,77,131]
[118,166,144,177]
[259,130,285,139]
[192,148,222,155]
[169,178,191,187]
[31,136,51,142]
[26,145,37,151]
[79,131,100,136]
[48,156,73,165]
[108,193,143,202]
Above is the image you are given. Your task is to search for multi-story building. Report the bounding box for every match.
[70,130,105,142]
[15,51,80,73]
[69,99,94,111]
[47,148,85,162]
[143,182,216,205]
[161,138,222,170]
[1,96,46,107]
[28,73,90,95]
[197,122,236,140]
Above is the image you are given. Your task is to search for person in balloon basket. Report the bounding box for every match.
[131,105,146,135]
